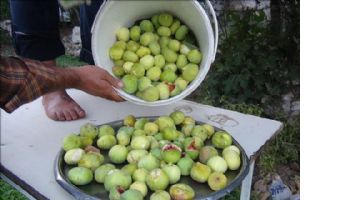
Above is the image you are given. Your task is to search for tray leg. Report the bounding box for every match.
[240,158,255,200]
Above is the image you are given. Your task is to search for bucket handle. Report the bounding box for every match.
[203,0,219,63]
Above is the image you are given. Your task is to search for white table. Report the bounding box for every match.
[0,90,282,200]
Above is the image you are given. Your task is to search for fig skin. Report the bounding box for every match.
[169,111,185,125]
[68,167,93,186]
[64,148,85,165]
[162,164,181,184]
[207,156,228,173]
[146,168,170,191]
[137,153,160,171]
[120,189,144,200]
[212,131,233,149]
[208,172,228,191]
[190,162,212,183]
[177,156,194,176]
[62,134,81,152]
[97,135,117,150]
[150,190,171,200]
[223,150,241,170]
[104,169,132,191]
[94,163,116,183]
[132,168,149,182]
[169,183,195,200]
[79,123,98,140]
[129,181,148,197]
[198,146,218,164]
[78,152,104,171]
[109,145,128,164]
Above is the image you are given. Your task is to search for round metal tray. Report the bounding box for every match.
[54,117,249,200]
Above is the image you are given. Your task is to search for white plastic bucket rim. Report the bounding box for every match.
[91,0,218,106]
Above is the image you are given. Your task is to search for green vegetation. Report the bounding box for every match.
[0,178,28,200]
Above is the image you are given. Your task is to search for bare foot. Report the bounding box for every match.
[42,91,86,121]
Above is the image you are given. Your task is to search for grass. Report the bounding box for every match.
[55,55,88,68]
[0,178,28,200]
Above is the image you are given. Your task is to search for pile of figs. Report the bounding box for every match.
[109,12,202,102]
[62,111,242,200]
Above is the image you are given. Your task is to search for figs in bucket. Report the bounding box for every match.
[109,12,203,102]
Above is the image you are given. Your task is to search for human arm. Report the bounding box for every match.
[0,56,123,113]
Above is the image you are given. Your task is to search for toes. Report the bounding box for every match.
[57,112,66,121]
[69,110,78,120]
[63,111,73,121]
[74,106,86,118]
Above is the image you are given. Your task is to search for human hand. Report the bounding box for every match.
[69,65,124,102]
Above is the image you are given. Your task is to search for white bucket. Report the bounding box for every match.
[91,0,218,106]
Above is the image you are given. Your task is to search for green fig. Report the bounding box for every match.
[109,187,121,200]
[170,19,181,34]
[68,167,93,186]
[187,49,202,64]
[199,146,218,164]
[162,48,178,63]
[141,86,160,102]
[121,163,138,176]
[122,74,138,94]
[177,156,194,176]
[94,163,115,183]
[160,69,177,83]
[109,46,124,60]
[131,135,150,150]
[138,153,160,171]
[146,67,162,82]
[162,164,181,184]
[97,135,116,150]
[136,46,151,58]
[140,55,155,70]
[168,39,181,52]
[207,156,228,173]
[130,25,141,41]
[131,63,145,78]
[127,149,148,164]
[150,190,170,200]
[146,169,169,191]
[109,145,128,164]
[123,61,134,73]
[116,27,130,42]
[130,181,148,197]
[140,20,154,32]
[156,83,170,100]
[133,168,148,182]
[123,51,139,62]
[78,152,104,171]
[182,63,199,82]
[64,148,85,165]
[79,123,98,140]
[112,66,125,77]
[113,41,127,50]
[212,131,233,149]
[175,25,189,41]
[127,40,140,52]
[162,143,182,164]
[154,55,166,68]
[104,169,132,191]
[62,134,81,151]
[190,162,211,183]
[98,125,115,138]
[149,41,161,55]
[123,115,136,127]
[121,189,143,200]
[158,13,173,27]
[170,111,185,125]
[208,172,227,191]
[169,183,195,200]
[140,32,155,46]
[155,116,176,131]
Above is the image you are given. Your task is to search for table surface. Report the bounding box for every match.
[0,89,282,200]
